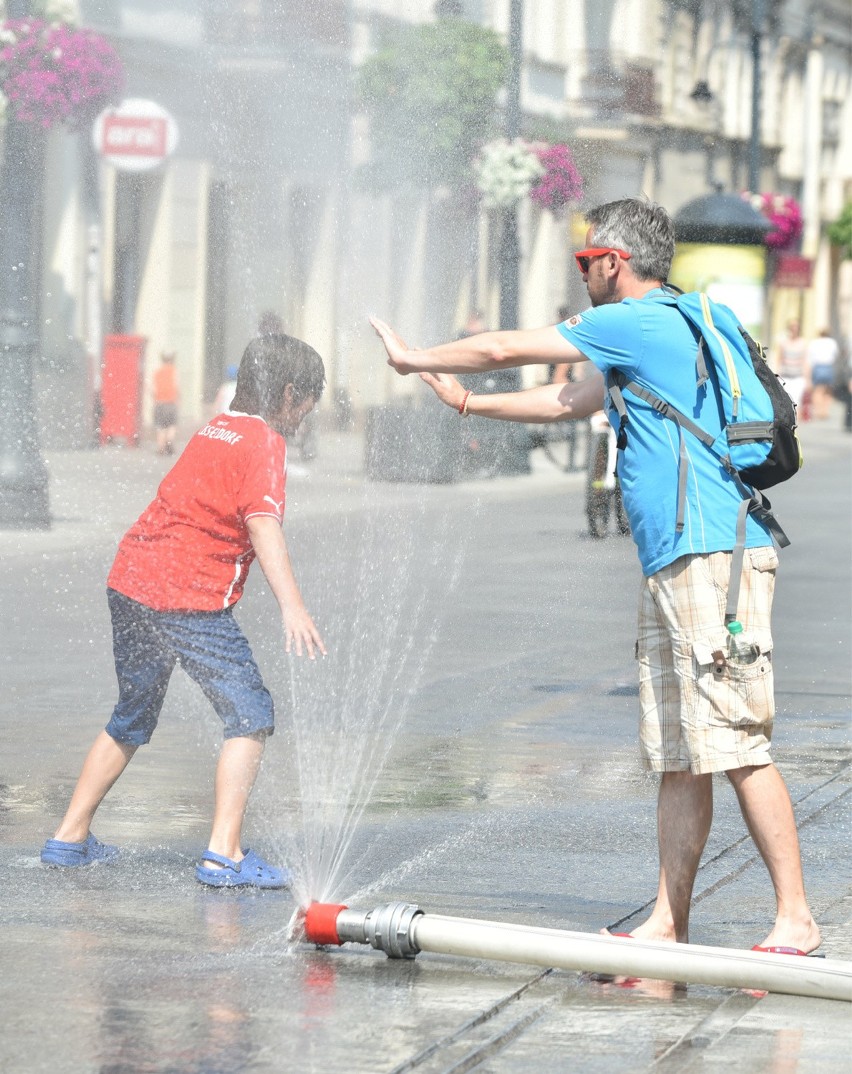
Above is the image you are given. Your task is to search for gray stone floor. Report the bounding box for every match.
[1,409,850,1073]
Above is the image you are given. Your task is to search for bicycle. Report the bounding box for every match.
[528,418,590,473]
[585,415,630,539]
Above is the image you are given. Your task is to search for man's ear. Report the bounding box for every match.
[283,383,296,405]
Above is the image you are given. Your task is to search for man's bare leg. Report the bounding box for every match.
[52,730,137,842]
[726,763,821,953]
[203,733,266,865]
[624,771,713,944]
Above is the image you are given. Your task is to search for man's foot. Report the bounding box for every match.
[601,920,680,943]
[753,917,821,956]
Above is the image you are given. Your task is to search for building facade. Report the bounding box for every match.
[7,0,850,444]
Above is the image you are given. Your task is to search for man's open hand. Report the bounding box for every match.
[370,316,415,374]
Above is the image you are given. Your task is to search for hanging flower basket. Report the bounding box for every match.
[529,143,583,214]
[742,191,803,252]
[0,18,123,129]
[474,138,544,210]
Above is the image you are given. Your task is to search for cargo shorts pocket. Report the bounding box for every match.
[747,546,779,573]
[692,635,774,729]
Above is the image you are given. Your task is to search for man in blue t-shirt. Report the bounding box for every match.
[371,197,820,958]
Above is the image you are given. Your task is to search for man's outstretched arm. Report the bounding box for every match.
[419,368,605,424]
[370,317,587,375]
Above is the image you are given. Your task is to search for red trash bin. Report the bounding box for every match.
[100,334,146,446]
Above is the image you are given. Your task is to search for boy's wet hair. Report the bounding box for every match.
[231,333,326,420]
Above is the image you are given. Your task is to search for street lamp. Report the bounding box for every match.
[688,0,767,194]
[0,0,51,529]
[748,0,767,194]
[498,0,523,333]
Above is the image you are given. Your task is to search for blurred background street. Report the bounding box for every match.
[0,2,850,1071]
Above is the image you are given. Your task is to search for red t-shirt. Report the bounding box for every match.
[108,413,287,611]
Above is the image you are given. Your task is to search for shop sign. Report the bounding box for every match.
[93,98,179,172]
[773,254,814,289]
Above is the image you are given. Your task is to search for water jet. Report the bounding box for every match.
[292,901,852,1003]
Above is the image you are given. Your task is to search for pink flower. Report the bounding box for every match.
[742,190,803,252]
[529,143,584,213]
[0,18,123,129]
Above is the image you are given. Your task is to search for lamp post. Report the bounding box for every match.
[0,0,51,528]
[748,0,766,193]
[688,0,767,194]
[498,0,523,332]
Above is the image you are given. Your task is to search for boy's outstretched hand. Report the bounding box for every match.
[282,604,327,660]
[370,316,415,374]
[247,516,328,660]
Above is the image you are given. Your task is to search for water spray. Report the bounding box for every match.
[291,901,852,1003]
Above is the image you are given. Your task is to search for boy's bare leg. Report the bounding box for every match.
[53,730,137,843]
[625,771,713,944]
[204,733,266,864]
[726,763,821,953]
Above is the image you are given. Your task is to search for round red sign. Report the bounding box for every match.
[93,98,179,172]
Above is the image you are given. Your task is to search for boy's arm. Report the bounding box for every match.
[246,516,326,659]
[420,369,605,423]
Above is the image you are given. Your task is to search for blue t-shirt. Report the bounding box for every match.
[557,289,772,576]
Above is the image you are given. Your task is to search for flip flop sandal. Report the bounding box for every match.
[41,833,119,867]
[195,848,292,889]
[583,931,636,983]
[751,945,825,958]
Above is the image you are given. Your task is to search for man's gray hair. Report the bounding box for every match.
[585,198,675,282]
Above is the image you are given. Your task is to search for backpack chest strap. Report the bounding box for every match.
[606,369,790,624]
[607,370,714,533]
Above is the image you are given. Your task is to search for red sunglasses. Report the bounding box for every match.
[574,247,632,273]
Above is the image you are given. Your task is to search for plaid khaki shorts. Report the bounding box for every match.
[637,547,778,774]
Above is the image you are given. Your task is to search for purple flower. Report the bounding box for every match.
[0,18,123,129]
[529,143,584,213]
[742,191,803,252]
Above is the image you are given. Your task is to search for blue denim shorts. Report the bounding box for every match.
[105,589,274,746]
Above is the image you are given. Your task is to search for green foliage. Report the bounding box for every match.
[827,203,852,260]
[358,19,509,190]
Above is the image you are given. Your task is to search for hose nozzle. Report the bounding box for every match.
[303,901,423,959]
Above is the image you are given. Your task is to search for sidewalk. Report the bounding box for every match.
[0,406,849,1073]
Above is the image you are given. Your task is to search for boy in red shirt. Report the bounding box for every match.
[41,333,327,888]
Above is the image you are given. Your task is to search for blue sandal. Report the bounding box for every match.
[195,848,291,889]
[41,833,119,867]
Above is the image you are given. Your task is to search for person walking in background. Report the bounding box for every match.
[213,364,239,416]
[773,319,809,413]
[457,309,488,340]
[806,328,839,420]
[41,333,327,888]
[843,335,852,433]
[549,305,574,387]
[151,351,180,455]
[371,197,821,957]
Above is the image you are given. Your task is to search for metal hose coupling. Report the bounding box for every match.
[303,901,424,959]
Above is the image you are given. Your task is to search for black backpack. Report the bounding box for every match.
[606,291,801,626]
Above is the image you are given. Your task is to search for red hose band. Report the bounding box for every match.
[304,902,348,946]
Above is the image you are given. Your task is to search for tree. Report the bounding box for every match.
[827,203,852,261]
[358,18,509,190]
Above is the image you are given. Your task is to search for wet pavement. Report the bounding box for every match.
[1,408,850,1073]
